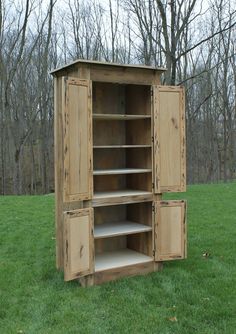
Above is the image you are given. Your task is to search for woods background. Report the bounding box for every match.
[0,0,236,195]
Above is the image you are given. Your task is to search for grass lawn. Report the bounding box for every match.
[0,183,236,333]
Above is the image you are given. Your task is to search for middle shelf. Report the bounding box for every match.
[94,221,152,238]
[93,168,152,175]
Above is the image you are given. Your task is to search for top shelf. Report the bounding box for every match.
[93,114,151,120]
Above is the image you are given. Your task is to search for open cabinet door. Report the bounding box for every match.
[153,86,186,193]
[64,208,94,281]
[62,77,93,202]
[154,200,187,261]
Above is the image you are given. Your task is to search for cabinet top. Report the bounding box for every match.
[50,58,166,76]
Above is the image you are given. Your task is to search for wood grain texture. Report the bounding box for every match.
[126,85,151,115]
[90,66,163,85]
[153,86,186,193]
[95,249,152,271]
[54,76,64,269]
[62,77,93,202]
[95,236,126,254]
[78,261,156,286]
[93,114,151,120]
[92,191,154,207]
[126,119,151,145]
[127,202,152,227]
[154,200,187,261]
[93,82,125,115]
[64,208,94,281]
[93,145,152,149]
[51,58,166,75]
[127,232,153,257]
[94,221,152,238]
[93,168,152,175]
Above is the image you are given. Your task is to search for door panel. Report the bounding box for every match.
[62,77,93,202]
[153,86,185,193]
[64,208,94,281]
[154,200,186,261]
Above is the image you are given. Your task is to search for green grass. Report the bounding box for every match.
[1,183,236,333]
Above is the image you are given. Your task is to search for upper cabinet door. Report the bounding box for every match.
[154,200,187,261]
[64,208,94,281]
[153,86,186,193]
[62,77,93,202]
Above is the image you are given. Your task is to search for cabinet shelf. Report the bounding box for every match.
[94,221,152,239]
[93,168,152,176]
[93,113,151,120]
[95,249,153,272]
[93,190,152,199]
[93,145,152,149]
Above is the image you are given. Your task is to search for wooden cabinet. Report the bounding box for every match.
[52,60,187,286]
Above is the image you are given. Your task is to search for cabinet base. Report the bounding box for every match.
[78,261,163,287]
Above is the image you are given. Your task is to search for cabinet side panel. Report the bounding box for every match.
[63,78,92,202]
[54,76,64,269]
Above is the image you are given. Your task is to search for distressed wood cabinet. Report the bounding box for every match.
[51,60,187,286]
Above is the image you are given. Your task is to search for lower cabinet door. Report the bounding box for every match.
[63,208,94,281]
[155,200,187,261]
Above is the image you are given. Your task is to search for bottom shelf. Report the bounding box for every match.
[95,249,153,272]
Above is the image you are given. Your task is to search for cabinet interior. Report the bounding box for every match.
[94,202,153,271]
[93,82,151,116]
[93,82,152,196]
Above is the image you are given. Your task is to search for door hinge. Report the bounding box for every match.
[152,205,155,212]
[152,136,154,143]
[153,250,155,257]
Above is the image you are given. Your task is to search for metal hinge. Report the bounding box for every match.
[152,136,154,143]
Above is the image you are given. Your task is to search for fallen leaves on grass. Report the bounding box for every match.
[202,252,211,258]
[168,316,177,322]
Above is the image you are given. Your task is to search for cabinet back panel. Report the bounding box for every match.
[93,149,126,169]
[93,82,125,114]
[93,82,151,116]
[94,174,151,192]
[126,119,151,145]
[93,120,125,146]
[126,148,152,169]
[94,175,126,192]
[127,202,152,226]
[127,232,152,257]
[126,85,151,115]
[95,236,127,254]
[94,206,127,225]
[127,173,152,192]
[93,119,151,146]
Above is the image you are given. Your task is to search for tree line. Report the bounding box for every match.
[0,0,236,194]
